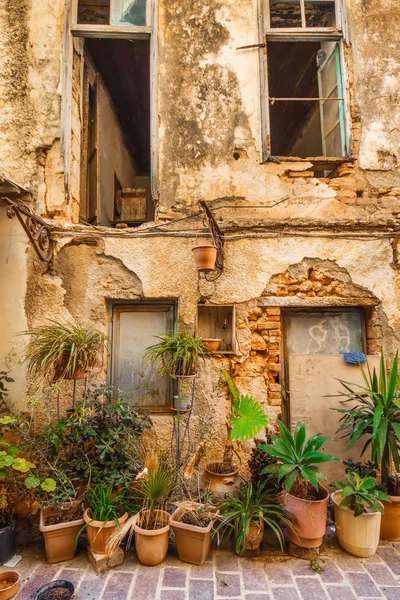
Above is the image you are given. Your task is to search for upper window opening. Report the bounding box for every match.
[77,0,148,27]
[268,0,337,29]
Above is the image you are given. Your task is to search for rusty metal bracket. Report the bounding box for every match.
[1,197,55,270]
[199,200,224,273]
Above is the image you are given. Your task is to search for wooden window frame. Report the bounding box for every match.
[109,301,177,414]
[258,0,351,165]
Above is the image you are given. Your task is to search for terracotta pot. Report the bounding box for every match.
[192,245,217,272]
[69,367,90,380]
[0,523,17,565]
[40,507,84,563]
[84,509,128,555]
[283,486,329,548]
[0,571,20,600]
[201,463,240,495]
[332,491,381,558]
[134,510,170,566]
[380,495,400,540]
[201,338,221,352]
[170,505,219,565]
[244,519,264,551]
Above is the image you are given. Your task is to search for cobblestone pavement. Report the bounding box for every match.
[2,538,400,600]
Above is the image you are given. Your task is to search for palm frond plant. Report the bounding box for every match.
[216,480,294,555]
[333,353,400,487]
[260,421,339,548]
[21,321,105,384]
[145,330,209,377]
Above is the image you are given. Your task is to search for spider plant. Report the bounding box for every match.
[333,353,400,486]
[332,472,389,517]
[21,321,105,383]
[85,485,125,525]
[145,330,208,377]
[216,480,294,555]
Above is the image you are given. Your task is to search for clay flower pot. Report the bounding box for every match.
[0,571,20,600]
[134,509,170,566]
[332,491,381,558]
[283,486,329,548]
[40,506,84,564]
[170,505,219,565]
[201,338,221,352]
[192,246,217,272]
[201,463,240,495]
[244,519,264,552]
[84,509,128,555]
[380,495,400,540]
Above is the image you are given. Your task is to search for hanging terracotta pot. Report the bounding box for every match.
[192,246,217,272]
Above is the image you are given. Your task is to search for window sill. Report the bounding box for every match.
[269,156,353,171]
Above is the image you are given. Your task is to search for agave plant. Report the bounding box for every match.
[21,321,105,384]
[332,472,389,517]
[260,420,339,499]
[333,353,400,485]
[145,330,208,377]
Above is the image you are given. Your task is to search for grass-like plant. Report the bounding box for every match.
[21,321,105,383]
[333,353,400,487]
[86,485,125,525]
[145,330,208,377]
[333,472,389,516]
[216,480,294,554]
[261,421,339,499]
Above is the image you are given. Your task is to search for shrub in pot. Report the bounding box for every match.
[332,472,389,558]
[170,502,219,565]
[261,421,339,548]
[202,371,268,494]
[334,353,400,540]
[216,480,294,555]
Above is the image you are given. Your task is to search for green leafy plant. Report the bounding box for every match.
[333,353,400,488]
[260,421,339,499]
[216,480,294,555]
[342,458,376,479]
[332,472,389,516]
[86,485,125,525]
[145,330,208,377]
[21,321,105,383]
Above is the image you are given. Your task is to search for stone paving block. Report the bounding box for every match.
[189,578,214,600]
[377,549,400,575]
[216,552,239,572]
[326,585,356,599]
[73,568,108,600]
[132,566,161,600]
[296,576,329,599]
[271,587,301,600]
[216,572,241,597]
[240,560,269,591]
[191,562,214,579]
[382,587,400,600]
[163,567,187,588]
[265,563,293,584]
[102,571,134,600]
[57,568,85,590]
[346,572,382,597]
[319,561,344,583]
[161,591,187,600]
[16,564,59,598]
[335,556,366,572]
[291,560,317,576]
[245,595,270,600]
[365,564,399,585]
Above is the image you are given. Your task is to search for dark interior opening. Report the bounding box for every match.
[268,41,323,157]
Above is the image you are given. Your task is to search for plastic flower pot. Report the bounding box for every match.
[332,491,381,558]
[380,495,400,540]
[40,507,84,564]
[0,571,20,600]
[283,486,329,548]
[0,523,17,565]
[83,509,128,555]
[134,509,170,566]
[170,505,219,565]
[34,580,74,600]
[192,246,217,272]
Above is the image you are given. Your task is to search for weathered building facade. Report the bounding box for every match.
[1,0,400,468]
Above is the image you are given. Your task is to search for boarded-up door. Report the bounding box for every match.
[289,354,380,482]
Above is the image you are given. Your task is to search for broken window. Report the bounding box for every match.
[110,303,176,412]
[76,0,149,27]
[262,0,348,161]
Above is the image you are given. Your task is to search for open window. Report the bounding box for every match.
[261,0,349,167]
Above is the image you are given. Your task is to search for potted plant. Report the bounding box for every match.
[21,321,105,384]
[202,370,268,494]
[332,472,389,558]
[170,501,219,565]
[145,330,208,378]
[81,485,128,555]
[192,245,217,272]
[173,395,189,411]
[200,338,221,353]
[334,353,400,540]
[260,420,340,548]
[216,480,294,555]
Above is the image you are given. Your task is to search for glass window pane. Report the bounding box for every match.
[112,0,147,25]
[270,0,302,28]
[305,1,336,27]
[286,312,365,355]
[78,0,110,25]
